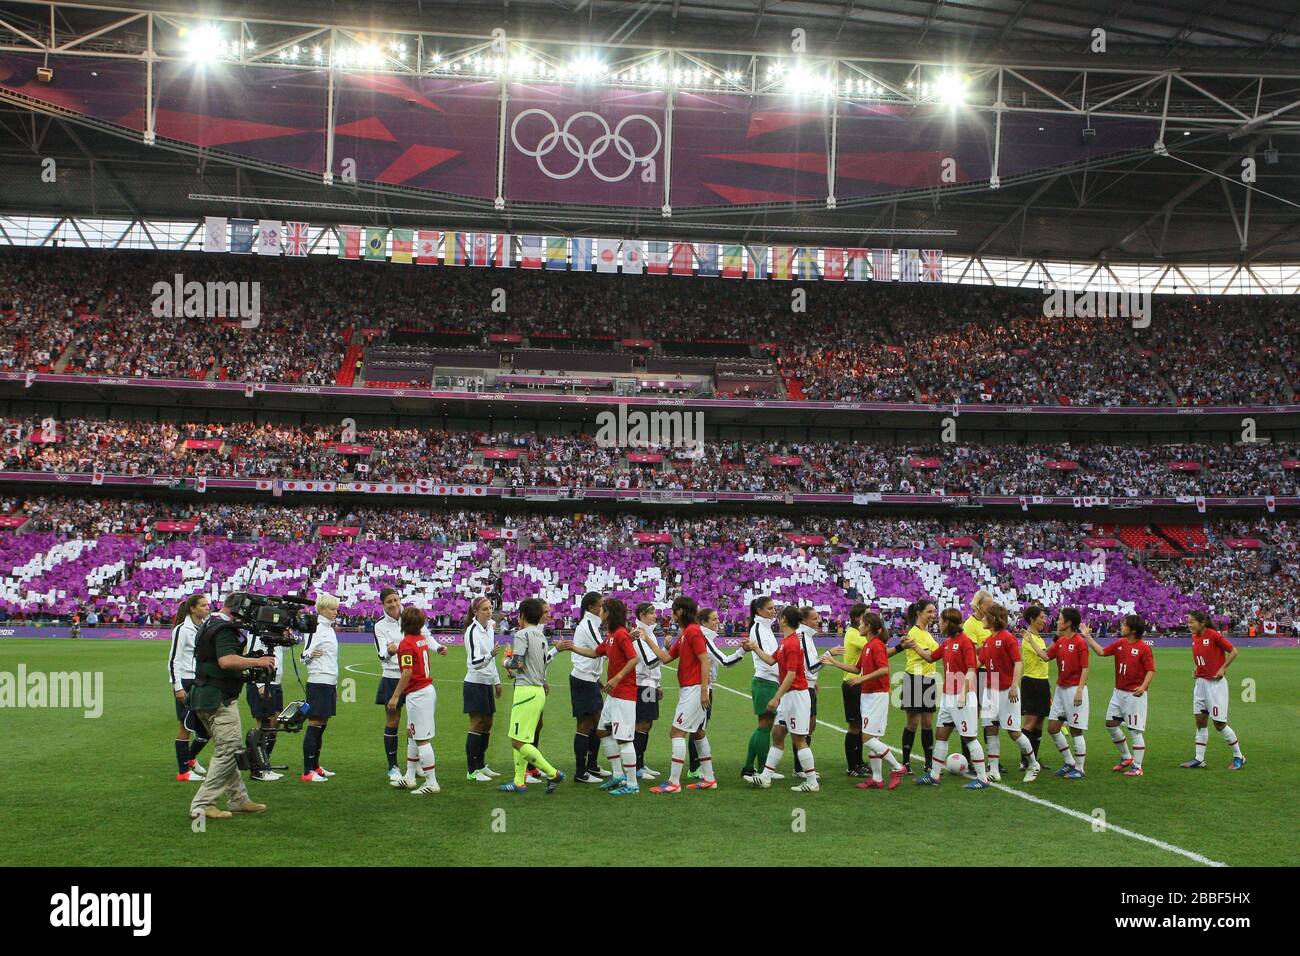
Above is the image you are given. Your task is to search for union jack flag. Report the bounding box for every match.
[283,221,310,257]
[921,249,943,282]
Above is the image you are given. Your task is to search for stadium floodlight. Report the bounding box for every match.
[183,25,224,64]
[934,73,968,106]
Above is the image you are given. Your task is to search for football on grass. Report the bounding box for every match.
[945,753,969,774]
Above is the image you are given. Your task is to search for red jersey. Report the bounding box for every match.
[776,633,809,691]
[935,634,977,695]
[669,623,708,687]
[857,637,891,695]
[1192,628,1233,679]
[979,629,1022,692]
[595,626,638,700]
[397,632,433,693]
[1046,633,1089,687]
[1101,638,1154,692]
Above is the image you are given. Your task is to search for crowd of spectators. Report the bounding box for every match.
[4,248,1294,407]
[4,417,1297,497]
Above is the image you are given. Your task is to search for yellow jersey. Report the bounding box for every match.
[904,625,938,676]
[842,626,868,671]
[1021,629,1049,680]
[963,615,991,650]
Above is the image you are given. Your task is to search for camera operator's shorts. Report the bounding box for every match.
[376,676,407,708]
[462,681,496,715]
[306,682,337,719]
[173,678,195,720]
[405,685,436,740]
[508,687,546,743]
[246,682,283,720]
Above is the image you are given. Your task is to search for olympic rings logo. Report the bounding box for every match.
[510,109,662,182]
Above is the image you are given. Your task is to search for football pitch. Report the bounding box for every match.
[1,639,1296,868]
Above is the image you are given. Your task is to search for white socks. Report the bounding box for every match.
[967,738,987,782]
[1072,733,1087,772]
[1195,726,1209,761]
[418,743,436,782]
[1014,732,1037,767]
[602,735,623,779]
[669,736,687,785]
[864,737,900,782]
[1130,731,1146,769]
[1052,731,1077,767]
[984,733,1000,775]
[405,738,420,783]
[695,737,715,783]
[1109,725,1132,759]
[930,738,949,779]
[620,742,639,788]
[1219,726,1243,758]
[763,745,784,779]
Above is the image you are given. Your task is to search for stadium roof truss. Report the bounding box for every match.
[0,0,1298,273]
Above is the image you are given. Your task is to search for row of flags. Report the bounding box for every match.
[335,229,944,282]
[201,218,943,281]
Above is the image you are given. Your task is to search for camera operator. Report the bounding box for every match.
[245,628,285,782]
[188,599,274,821]
[301,593,340,783]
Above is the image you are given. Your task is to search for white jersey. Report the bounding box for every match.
[634,621,663,689]
[302,619,339,685]
[570,612,604,683]
[749,616,780,682]
[797,624,824,687]
[463,618,501,686]
[167,616,199,690]
[701,624,745,683]
[373,613,404,679]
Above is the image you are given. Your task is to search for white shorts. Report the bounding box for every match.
[775,689,814,736]
[598,695,637,742]
[859,692,890,737]
[1049,685,1089,729]
[980,686,1022,732]
[1192,677,1229,721]
[405,685,436,741]
[937,693,978,736]
[1106,689,1148,731]
[672,687,708,733]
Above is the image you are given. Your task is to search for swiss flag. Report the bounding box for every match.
[823,248,846,281]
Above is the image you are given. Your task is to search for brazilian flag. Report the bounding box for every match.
[364,227,387,261]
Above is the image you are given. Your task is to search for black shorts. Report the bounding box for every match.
[842,682,861,724]
[463,681,497,715]
[1022,677,1051,718]
[570,675,603,717]
[376,676,407,707]
[305,682,337,719]
[901,674,937,712]
[636,686,659,723]
[173,678,194,720]
[246,682,283,719]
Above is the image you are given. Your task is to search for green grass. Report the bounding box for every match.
[0,639,1296,867]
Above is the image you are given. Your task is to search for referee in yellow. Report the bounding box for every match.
[832,604,870,776]
[1018,604,1052,769]
[900,599,939,772]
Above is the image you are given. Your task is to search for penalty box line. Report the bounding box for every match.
[701,673,1228,868]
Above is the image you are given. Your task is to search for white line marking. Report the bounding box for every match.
[706,674,1226,867]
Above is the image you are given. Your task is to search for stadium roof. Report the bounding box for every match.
[0,0,1298,263]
